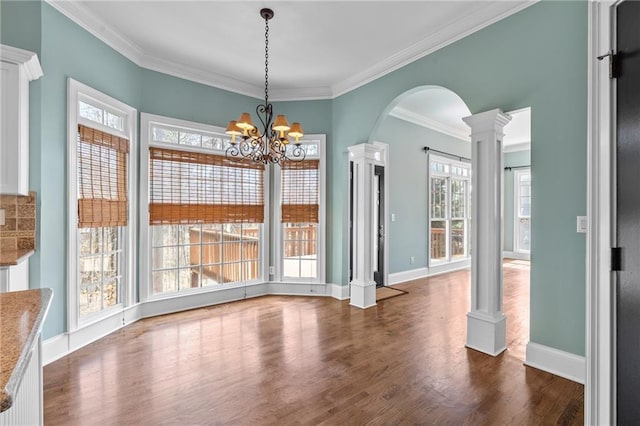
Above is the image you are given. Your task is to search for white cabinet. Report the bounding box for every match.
[0,45,43,195]
[0,260,29,293]
[0,341,42,426]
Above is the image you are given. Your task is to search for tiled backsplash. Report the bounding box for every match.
[0,192,36,251]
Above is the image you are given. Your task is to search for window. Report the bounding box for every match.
[428,154,471,265]
[79,100,124,131]
[276,138,325,282]
[141,114,266,298]
[514,169,531,254]
[68,79,137,327]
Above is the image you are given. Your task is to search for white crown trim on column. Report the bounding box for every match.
[0,44,43,80]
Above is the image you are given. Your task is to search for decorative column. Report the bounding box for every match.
[348,143,384,309]
[462,109,511,356]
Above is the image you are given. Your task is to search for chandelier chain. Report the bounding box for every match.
[264,17,269,105]
[225,8,305,166]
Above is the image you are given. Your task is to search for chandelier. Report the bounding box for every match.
[225,8,305,165]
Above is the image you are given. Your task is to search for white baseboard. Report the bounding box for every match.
[389,267,429,285]
[43,306,143,366]
[267,282,328,297]
[330,283,349,300]
[43,281,344,365]
[42,334,69,365]
[123,304,143,326]
[525,341,585,384]
[140,284,268,319]
[503,251,530,261]
[428,260,470,277]
[389,260,470,285]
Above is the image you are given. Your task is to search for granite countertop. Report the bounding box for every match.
[0,288,52,413]
[0,249,35,267]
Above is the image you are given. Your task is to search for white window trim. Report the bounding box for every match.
[272,135,326,284]
[427,153,471,266]
[513,168,531,256]
[66,78,137,331]
[139,113,270,302]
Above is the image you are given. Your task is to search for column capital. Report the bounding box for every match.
[462,108,511,134]
[348,142,383,162]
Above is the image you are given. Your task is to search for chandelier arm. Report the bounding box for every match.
[255,103,273,136]
[255,103,273,158]
[225,144,240,159]
[288,144,306,161]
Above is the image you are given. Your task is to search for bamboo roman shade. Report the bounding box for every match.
[281,159,319,223]
[77,124,129,228]
[149,147,265,224]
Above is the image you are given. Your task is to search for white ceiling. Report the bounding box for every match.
[389,87,531,149]
[48,0,535,100]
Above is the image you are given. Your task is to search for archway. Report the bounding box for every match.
[364,85,531,358]
[369,85,473,284]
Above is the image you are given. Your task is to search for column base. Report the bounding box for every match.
[466,311,507,356]
[349,279,377,309]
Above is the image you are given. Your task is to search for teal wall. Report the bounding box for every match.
[504,150,531,252]
[1,2,332,340]
[374,116,470,273]
[0,0,42,54]
[330,2,587,355]
[139,69,258,126]
[2,1,588,357]
[37,3,142,338]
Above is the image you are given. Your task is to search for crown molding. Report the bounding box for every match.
[503,141,531,153]
[0,44,43,80]
[140,56,332,101]
[390,106,470,142]
[331,1,538,98]
[45,0,537,102]
[46,0,145,64]
[269,87,333,102]
[139,55,264,100]
[44,0,328,101]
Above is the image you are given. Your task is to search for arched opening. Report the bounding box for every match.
[370,85,473,279]
[364,85,532,360]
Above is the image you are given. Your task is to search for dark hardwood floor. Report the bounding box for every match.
[44,262,583,425]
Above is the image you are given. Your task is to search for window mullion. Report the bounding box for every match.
[446,176,451,262]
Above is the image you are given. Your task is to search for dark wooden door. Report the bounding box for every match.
[616,1,640,422]
[374,165,385,287]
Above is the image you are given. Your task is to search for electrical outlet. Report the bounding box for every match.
[0,209,5,226]
[576,216,587,234]
[269,266,275,275]
[410,256,415,264]
[391,213,396,222]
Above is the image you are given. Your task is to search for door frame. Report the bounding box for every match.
[513,168,531,256]
[373,165,385,287]
[587,1,619,424]
[374,142,389,287]
[348,142,389,288]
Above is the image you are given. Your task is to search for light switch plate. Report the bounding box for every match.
[0,209,5,226]
[577,216,587,233]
